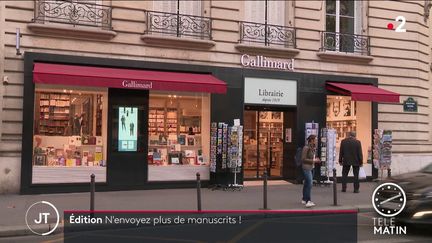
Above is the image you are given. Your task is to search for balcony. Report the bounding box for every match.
[28,0,116,39]
[318,31,373,63]
[239,21,296,47]
[145,10,211,39]
[141,10,215,49]
[236,21,298,57]
[320,31,370,55]
[32,0,112,29]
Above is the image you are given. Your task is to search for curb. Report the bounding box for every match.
[0,223,64,238]
[0,205,374,238]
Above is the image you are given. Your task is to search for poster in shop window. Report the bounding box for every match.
[118,107,138,151]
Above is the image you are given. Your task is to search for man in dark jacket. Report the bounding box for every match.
[339,131,363,193]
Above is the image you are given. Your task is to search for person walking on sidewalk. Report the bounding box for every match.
[301,135,320,208]
[339,131,363,193]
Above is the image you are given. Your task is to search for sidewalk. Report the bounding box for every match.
[0,181,377,237]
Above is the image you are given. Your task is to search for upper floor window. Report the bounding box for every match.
[153,0,202,16]
[244,0,285,25]
[324,0,368,54]
[240,1,295,48]
[147,0,210,40]
[326,0,362,35]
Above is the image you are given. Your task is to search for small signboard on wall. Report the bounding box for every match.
[244,77,297,106]
[403,97,417,112]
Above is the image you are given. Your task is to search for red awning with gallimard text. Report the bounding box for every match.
[326,82,400,103]
[33,63,227,94]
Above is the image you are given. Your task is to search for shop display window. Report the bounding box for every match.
[326,95,371,165]
[32,85,107,184]
[148,92,210,181]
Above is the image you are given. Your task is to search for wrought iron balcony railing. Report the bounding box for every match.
[33,0,112,30]
[239,21,296,48]
[145,10,212,40]
[320,31,370,55]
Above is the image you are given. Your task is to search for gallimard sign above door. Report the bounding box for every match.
[244,77,297,106]
[240,54,295,71]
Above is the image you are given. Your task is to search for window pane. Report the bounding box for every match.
[244,0,265,23]
[340,16,354,34]
[33,86,107,184]
[326,15,336,32]
[326,0,336,14]
[179,0,202,16]
[339,16,355,52]
[148,92,210,181]
[340,0,354,17]
[268,0,285,25]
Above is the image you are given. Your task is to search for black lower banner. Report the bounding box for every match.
[64,210,357,243]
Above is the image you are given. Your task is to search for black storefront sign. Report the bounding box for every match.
[403,97,417,112]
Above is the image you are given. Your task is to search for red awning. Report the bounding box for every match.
[326,82,400,103]
[33,63,227,94]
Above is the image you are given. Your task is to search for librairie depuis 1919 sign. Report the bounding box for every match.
[240,54,295,71]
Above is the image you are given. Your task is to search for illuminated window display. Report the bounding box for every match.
[32,85,107,184]
[326,95,371,165]
[148,92,210,181]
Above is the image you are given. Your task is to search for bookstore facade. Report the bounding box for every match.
[20,52,399,193]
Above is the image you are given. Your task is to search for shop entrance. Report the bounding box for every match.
[243,106,296,179]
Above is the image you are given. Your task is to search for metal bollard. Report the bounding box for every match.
[90,174,95,217]
[196,173,202,212]
[387,168,391,178]
[332,168,337,206]
[262,171,268,210]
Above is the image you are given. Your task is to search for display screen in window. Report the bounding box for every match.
[118,107,138,151]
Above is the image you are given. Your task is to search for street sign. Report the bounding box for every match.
[403,97,417,112]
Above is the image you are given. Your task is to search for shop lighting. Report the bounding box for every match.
[63,89,67,93]
[412,211,432,218]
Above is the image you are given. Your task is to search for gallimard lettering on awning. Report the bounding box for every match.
[241,54,295,71]
[122,80,153,89]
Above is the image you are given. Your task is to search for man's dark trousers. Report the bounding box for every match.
[342,165,360,191]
